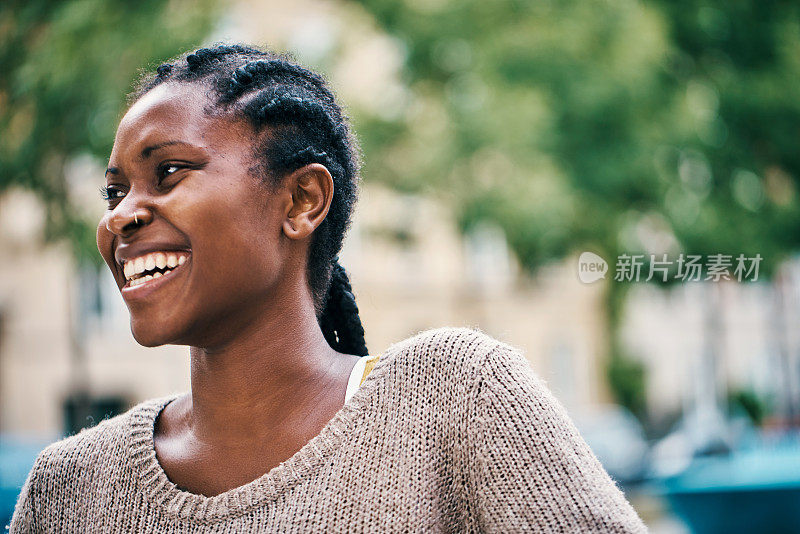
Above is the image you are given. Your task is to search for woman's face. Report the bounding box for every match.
[97,82,289,348]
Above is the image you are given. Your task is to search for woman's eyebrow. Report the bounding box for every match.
[139,140,193,160]
[104,141,198,177]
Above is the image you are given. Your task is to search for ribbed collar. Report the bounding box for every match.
[126,346,398,523]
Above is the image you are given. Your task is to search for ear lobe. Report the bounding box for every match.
[282,163,334,241]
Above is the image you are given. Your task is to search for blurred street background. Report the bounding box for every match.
[2,0,800,531]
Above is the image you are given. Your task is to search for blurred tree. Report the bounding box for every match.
[3,0,799,421]
[352,0,800,418]
[728,387,771,427]
[653,0,800,271]
[0,0,218,263]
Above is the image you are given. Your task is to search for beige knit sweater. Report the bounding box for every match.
[10,327,648,533]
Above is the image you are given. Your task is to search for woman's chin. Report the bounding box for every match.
[130,321,178,348]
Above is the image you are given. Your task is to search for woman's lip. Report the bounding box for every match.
[120,256,190,300]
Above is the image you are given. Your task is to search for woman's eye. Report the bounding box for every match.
[100,185,126,203]
[158,164,183,182]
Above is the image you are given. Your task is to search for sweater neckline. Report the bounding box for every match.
[127,348,396,523]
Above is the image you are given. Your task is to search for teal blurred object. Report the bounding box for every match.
[659,436,800,534]
[0,437,50,528]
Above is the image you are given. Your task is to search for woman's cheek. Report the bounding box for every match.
[96,217,116,270]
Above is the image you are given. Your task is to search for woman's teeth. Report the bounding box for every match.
[123,251,188,286]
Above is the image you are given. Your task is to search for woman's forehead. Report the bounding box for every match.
[112,83,249,159]
[120,83,208,132]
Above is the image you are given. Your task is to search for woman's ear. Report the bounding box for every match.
[282,163,334,240]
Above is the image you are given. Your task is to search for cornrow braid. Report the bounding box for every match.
[222,60,327,104]
[318,259,368,356]
[185,45,251,76]
[131,44,368,356]
[242,91,348,179]
[155,64,172,77]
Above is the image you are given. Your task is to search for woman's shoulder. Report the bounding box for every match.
[390,325,503,355]
[384,325,528,383]
[31,394,178,475]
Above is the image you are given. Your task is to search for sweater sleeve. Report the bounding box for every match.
[9,454,42,534]
[467,343,648,533]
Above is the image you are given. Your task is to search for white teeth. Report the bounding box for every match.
[124,251,190,284]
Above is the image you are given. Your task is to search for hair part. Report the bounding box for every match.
[132,44,368,356]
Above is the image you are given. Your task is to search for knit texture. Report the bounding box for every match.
[10,327,648,533]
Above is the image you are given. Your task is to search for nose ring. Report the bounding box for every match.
[134,212,139,225]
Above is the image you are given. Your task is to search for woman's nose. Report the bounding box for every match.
[105,200,153,236]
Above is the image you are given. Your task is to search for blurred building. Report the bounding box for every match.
[0,181,612,439]
[2,0,796,445]
[622,273,800,430]
[346,182,612,412]
[0,0,618,440]
[0,188,190,439]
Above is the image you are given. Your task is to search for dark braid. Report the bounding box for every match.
[222,59,327,104]
[318,259,368,356]
[131,44,368,356]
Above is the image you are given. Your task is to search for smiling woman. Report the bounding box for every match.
[97,80,312,350]
[10,44,648,533]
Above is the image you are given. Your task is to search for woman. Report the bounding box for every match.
[11,44,647,533]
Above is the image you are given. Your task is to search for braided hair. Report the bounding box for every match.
[131,44,368,356]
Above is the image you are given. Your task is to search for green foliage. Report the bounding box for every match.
[352,0,800,277]
[0,0,218,263]
[653,0,800,274]
[4,0,799,414]
[352,0,800,412]
[727,388,771,427]
[607,350,647,421]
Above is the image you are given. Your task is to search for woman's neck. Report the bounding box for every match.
[184,283,360,448]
